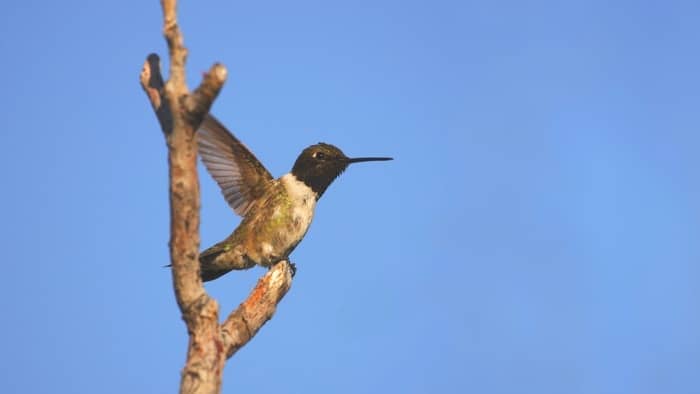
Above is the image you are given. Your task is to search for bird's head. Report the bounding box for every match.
[291,143,392,198]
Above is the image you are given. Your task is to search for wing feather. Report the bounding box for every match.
[197,115,274,216]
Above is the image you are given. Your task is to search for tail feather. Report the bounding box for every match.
[199,244,255,281]
[164,243,255,282]
[200,266,232,282]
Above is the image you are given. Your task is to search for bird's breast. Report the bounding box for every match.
[247,174,317,266]
[279,173,317,238]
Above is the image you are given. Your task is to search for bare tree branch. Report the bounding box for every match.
[140,54,172,133]
[162,0,187,94]
[139,1,294,393]
[141,51,227,393]
[222,261,294,358]
[185,64,228,127]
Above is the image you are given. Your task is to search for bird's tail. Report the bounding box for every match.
[164,259,237,282]
[199,260,233,282]
[199,244,256,282]
[163,244,255,282]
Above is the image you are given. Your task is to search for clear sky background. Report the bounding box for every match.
[1,1,699,393]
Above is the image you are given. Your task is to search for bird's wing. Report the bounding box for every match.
[197,115,274,216]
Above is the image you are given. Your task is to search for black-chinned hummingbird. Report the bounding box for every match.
[196,115,392,282]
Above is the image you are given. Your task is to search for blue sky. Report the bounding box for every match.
[1,0,699,393]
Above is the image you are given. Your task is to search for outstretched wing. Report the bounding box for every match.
[197,115,274,216]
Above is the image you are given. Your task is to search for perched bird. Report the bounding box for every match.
[196,115,392,282]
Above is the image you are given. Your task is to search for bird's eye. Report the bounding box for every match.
[313,152,325,160]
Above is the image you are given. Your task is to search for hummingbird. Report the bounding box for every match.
[195,115,392,282]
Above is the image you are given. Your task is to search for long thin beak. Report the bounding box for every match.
[347,156,393,164]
